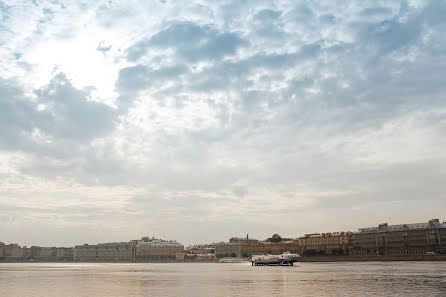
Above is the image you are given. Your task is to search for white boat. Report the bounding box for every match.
[250,252,301,266]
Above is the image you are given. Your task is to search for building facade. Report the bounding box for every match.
[298,232,353,256]
[229,235,259,244]
[214,243,242,258]
[135,238,184,261]
[34,247,73,261]
[0,242,5,260]
[352,219,446,256]
[73,242,132,261]
[3,244,31,261]
[96,242,133,261]
[73,244,98,261]
[241,242,300,257]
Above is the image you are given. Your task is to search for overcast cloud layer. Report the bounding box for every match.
[1,0,445,246]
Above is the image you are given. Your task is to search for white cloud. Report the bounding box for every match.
[1,0,446,246]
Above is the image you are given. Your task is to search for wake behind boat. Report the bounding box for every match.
[250,252,301,266]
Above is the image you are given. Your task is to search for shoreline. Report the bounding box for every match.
[2,255,446,263]
[298,255,446,262]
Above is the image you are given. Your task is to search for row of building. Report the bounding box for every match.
[0,237,184,262]
[1,219,445,261]
[214,219,446,257]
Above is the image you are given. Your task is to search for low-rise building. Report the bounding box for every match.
[135,238,184,261]
[229,235,259,244]
[175,252,216,262]
[73,242,132,261]
[0,242,5,260]
[352,219,446,256]
[97,242,133,261]
[73,244,98,261]
[196,253,216,261]
[241,242,300,257]
[34,247,73,261]
[4,244,30,261]
[185,244,215,255]
[214,242,242,258]
[298,232,353,256]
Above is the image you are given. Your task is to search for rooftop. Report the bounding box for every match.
[357,219,446,233]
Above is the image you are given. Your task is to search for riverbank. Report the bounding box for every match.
[299,255,446,262]
[3,255,446,263]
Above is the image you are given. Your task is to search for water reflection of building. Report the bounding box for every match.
[352,219,446,256]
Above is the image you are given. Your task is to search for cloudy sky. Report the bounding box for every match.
[1,0,445,247]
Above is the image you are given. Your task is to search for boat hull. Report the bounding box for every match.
[250,252,301,266]
[251,259,297,266]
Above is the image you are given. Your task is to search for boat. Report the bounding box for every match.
[250,251,301,266]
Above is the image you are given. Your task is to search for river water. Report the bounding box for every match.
[0,262,445,296]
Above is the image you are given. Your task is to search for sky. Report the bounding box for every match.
[0,0,445,247]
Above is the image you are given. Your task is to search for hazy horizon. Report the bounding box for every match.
[1,0,446,247]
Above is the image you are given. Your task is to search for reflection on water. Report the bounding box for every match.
[0,262,445,297]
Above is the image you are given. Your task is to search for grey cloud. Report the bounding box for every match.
[360,7,393,17]
[312,161,446,210]
[283,2,314,24]
[186,46,320,94]
[250,9,285,41]
[0,73,116,161]
[254,9,282,21]
[117,64,188,94]
[36,73,115,141]
[2,0,446,244]
[319,14,335,24]
[127,22,247,62]
[232,186,248,198]
[358,19,421,55]
[0,78,46,149]
[96,41,111,53]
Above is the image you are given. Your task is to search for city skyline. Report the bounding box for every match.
[1,0,446,247]
[2,218,445,261]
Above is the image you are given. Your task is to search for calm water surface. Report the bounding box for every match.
[1,262,445,296]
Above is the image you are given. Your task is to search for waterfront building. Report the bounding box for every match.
[4,244,30,261]
[175,252,185,260]
[240,242,300,257]
[73,244,98,261]
[73,242,132,261]
[196,253,216,260]
[215,238,300,258]
[34,247,73,261]
[135,237,184,261]
[352,219,446,256]
[229,235,259,244]
[175,252,216,262]
[97,242,133,261]
[298,232,353,256]
[214,242,242,258]
[185,245,215,255]
[264,234,294,243]
[0,242,5,260]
